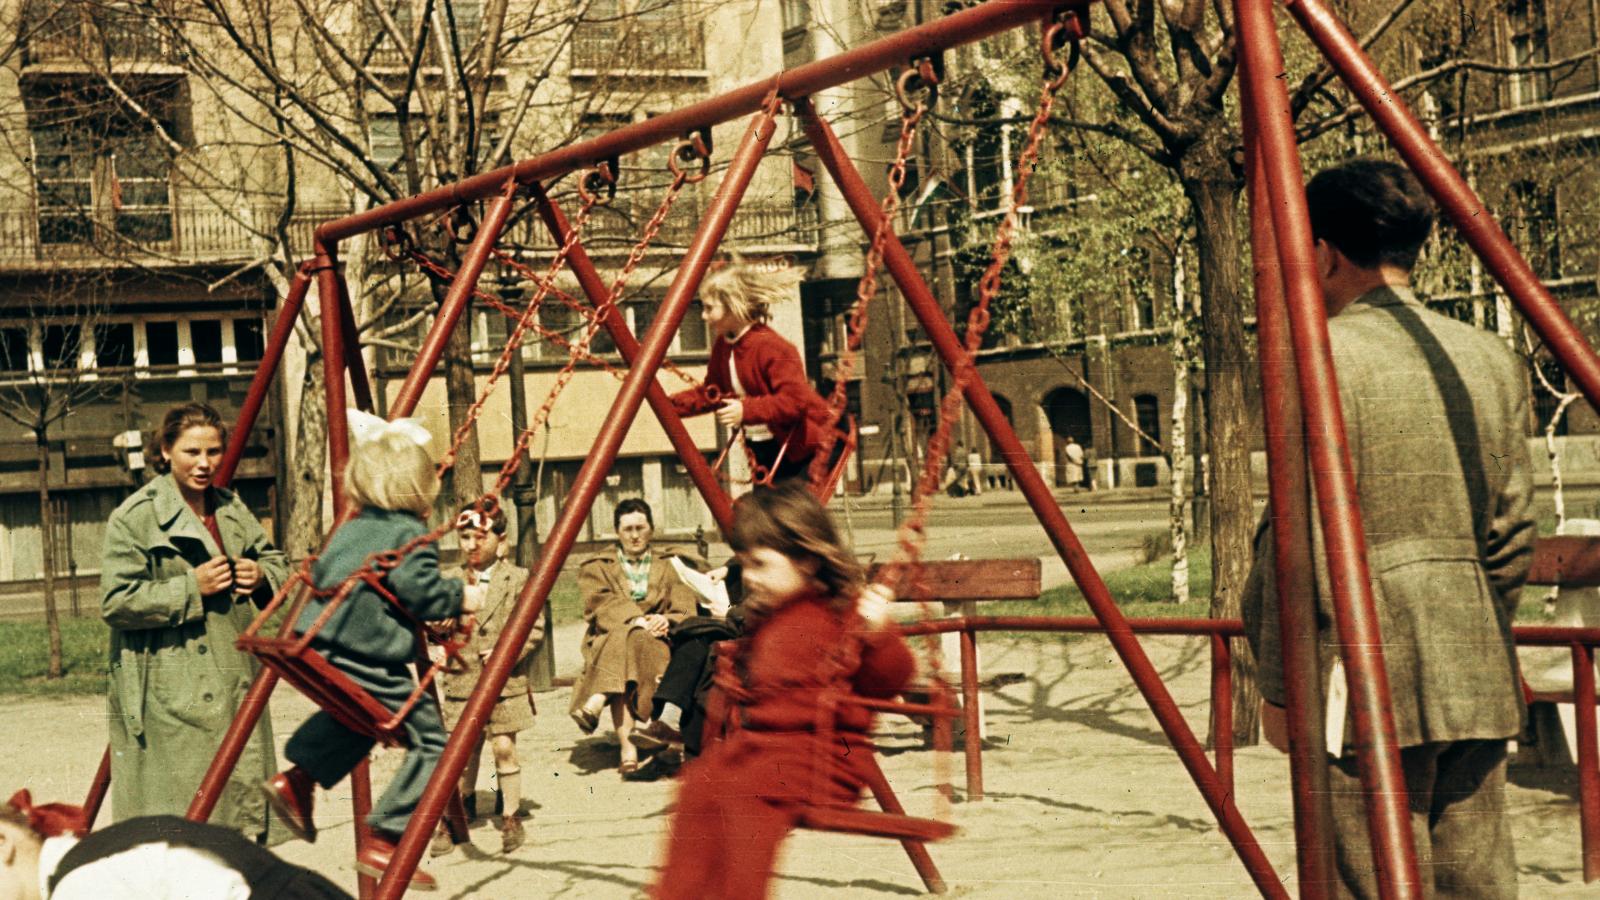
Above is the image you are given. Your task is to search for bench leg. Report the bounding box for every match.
[860,752,948,894]
[960,624,983,802]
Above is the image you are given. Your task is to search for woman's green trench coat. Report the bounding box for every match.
[100,474,288,839]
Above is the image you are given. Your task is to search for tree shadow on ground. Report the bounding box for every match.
[442,856,649,898]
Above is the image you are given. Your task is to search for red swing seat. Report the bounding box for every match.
[704,641,959,893]
[237,561,457,749]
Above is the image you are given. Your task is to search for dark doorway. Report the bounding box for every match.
[1043,387,1091,487]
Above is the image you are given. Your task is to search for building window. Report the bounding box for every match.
[233,320,265,362]
[1508,0,1550,107]
[95,322,135,368]
[146,321,179,366]
[1134,394,1162,457]
[27,88,177,246]
[1511,181,1560,279]
[0,328,30,372]
[190,319,224,365]
[41,324,81,370]
[370,113,405,172]
[679,301,709,354]
[781,0,808,33]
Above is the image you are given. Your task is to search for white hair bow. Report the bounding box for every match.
[347,409,434,449]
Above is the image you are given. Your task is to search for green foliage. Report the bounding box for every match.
[0,573,585,697]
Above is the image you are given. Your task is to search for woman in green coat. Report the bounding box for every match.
[100,403,288,840]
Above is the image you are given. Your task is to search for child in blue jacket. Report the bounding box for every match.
[264,414,481,891]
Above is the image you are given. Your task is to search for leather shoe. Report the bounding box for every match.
[629,720,683,754]
[500,815,526,853]
[570,706,600,735]
[262,768,317,843]
[357,834,438,891]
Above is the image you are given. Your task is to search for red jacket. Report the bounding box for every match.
[737,594,915,734]
[670,324,832,463]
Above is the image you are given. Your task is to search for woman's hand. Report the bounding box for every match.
[194,556,234,595]
[232,558,264,595]
[715,399,744,428]
[857,583,894,630]
[637,613,671,638]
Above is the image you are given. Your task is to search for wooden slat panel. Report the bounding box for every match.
[869,558,1042,601]
[1529,536,1600,588]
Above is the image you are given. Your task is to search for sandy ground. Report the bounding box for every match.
[3,622,1592,898]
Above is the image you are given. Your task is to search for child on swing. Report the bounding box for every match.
[263,412,482,892]
[651,482,912,900]
[671,259,833,485]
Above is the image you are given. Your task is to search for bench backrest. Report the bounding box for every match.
[868,558,1042,602]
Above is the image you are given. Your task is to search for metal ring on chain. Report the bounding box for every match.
[578,163,616,205]
[380,226,413,262]
[448,206,478,245]
[894,66,937,113]
[1042,19,1084,87]
[669,137,712,184]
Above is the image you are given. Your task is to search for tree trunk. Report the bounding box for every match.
[287,356,328,561]
[1168,249,1191,605]
[1180,144,1260,746]
[441,291,484,514]
[38,437,63,679]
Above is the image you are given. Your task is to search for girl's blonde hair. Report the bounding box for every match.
[344,431,440,519]
[728,482,862,612]
[700,258,805,325]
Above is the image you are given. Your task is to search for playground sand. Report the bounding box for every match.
[4,630,1590,898]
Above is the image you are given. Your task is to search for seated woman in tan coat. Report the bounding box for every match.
[569,498,699,775]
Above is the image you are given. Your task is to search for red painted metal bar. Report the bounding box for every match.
[1285,0,1600,414]
[351,759,377,900]
[1235,0,1420,894]
[81,748,110,828]
[314,0,1067,245]
[318,247,353,511]
[1575,643,1600,881]
[795,102,1285,898]
[1518,627,1600,645]
[899,617,1244,638]
[335,270,375,413]
[530,184,735,532]
[388,181,519,417]
[858,754,947,894]
[1239,34,1338,898]
[1211,633,1234,797]
[959,624,982,800]
[372,102,781,900]
[218,265,312,485]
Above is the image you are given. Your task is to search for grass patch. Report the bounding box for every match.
[981,547,1214,619]
[0,569,587,698]
[0,616,110,697]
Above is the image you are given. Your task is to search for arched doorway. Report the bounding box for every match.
[1042,387,1090,487]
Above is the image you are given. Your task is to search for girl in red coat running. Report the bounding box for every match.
[651,483,913,899]
[671,260,832,485]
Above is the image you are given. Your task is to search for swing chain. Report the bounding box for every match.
[886,14,1080,596]
[807,57,937,485]
[577,161,617,206]
[380,225,415,262]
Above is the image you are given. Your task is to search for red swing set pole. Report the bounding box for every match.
[1235,0,1422,895]
[1237,54,1338,898]
[794,98,1287,899]
[372,100,782,900]
[529,183,736,532]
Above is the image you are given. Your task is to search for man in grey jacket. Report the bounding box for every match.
[1243,158,1536,898]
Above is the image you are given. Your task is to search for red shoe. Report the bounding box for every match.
[262,767,317,843]
[357,834,438,891]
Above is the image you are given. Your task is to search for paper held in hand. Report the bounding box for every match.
[671,556,731,617]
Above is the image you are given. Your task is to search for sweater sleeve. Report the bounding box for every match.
[851,627,916,698]
[387,539,465,621]
[738,333,816,428]
[670,339,731,417]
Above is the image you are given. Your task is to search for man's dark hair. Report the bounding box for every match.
[614,497,653,528]
[1305,158,1435,271]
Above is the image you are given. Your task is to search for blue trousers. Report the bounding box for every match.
[285,649,446,838]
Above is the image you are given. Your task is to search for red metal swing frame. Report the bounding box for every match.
[69,1,1600,897]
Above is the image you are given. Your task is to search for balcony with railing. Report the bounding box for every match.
[0,205,348,269]
[21,3,182,68]
[504,199,818,255]
[571,22,706,73]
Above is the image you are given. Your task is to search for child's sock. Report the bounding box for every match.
[582,693,606,715]
[658,703,682,731]
[497,767,522,819]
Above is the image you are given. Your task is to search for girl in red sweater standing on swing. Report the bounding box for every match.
[671,259,833,486]
[651,483,913,899]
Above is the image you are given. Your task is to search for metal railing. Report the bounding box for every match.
[21,4,181,66]
[0,205,347,267]
[571,23,706,72]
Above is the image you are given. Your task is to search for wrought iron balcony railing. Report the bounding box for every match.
[571,24,706,72]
